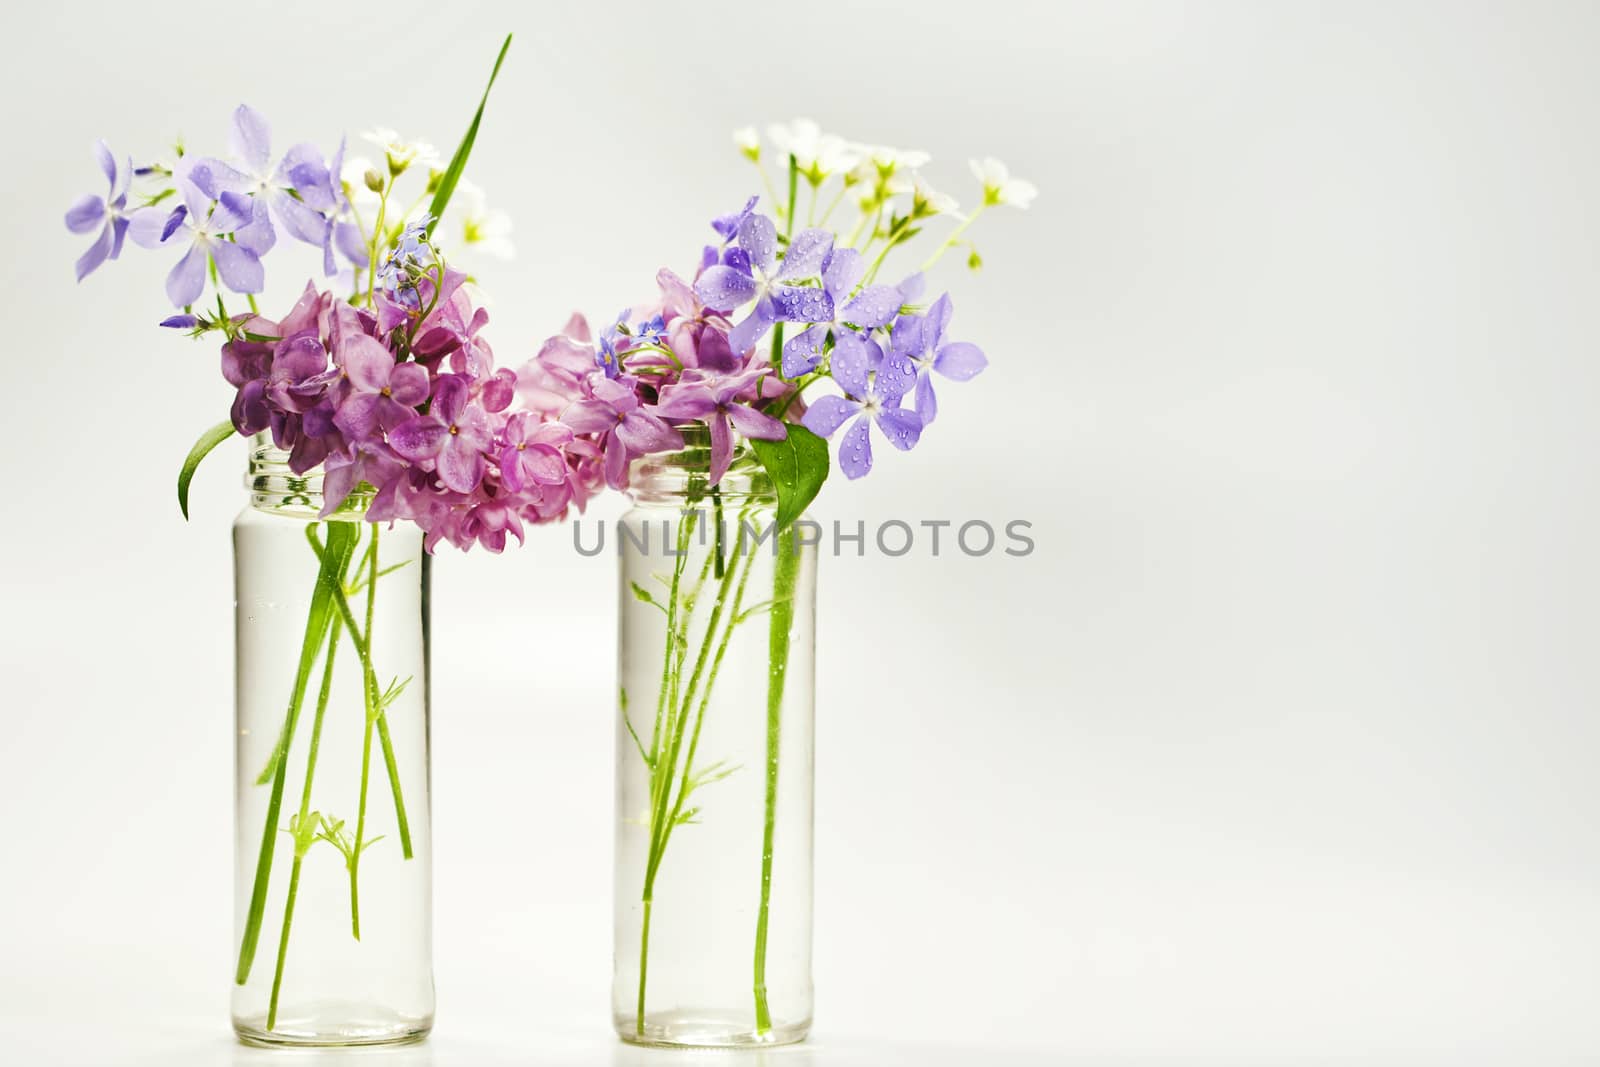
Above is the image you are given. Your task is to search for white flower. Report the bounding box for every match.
[441,180,514,259]
[854,143,932,175]
[766,118,860,181]
[908,172,960,218]
[733,125,760,161]
[969,156,1038,209]
[363,127,440,175]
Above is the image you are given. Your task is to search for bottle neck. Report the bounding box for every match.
[628,427,776,510]
[246,433,370,518]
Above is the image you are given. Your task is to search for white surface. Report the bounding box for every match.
[4,1,1600,1064]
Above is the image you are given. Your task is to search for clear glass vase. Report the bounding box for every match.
[612,436,818,1047]
[231,438,433,1046]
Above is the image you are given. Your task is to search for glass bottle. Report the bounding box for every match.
[231,437,433,1046]
[612,435,818,1047]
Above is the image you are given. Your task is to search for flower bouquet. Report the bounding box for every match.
[61,37,599,1046]
[513,118,1035,1046]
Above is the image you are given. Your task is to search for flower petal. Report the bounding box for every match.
[799,394,860,439]
[561,399,621,436]
[654,384,717,420]
[726,402,787,440]
[708,411,732,485]
[822,247,865,299]
[212,241,264,294]
[934,341,987,381]
[727,301,776,356]
[875,405,923,452]
[693,264,759,311]
[914,368,938,424]
[837,414,873,479]
[781,324,828,377]
[828,330,878,399]
[771,285,833,324]
[842,285,902,328]
[73,223,114,281]
[736,212,779,275]
[230,104,273,174]
[165,243,207,306]
[64,195,105,234]
[389,415,447,461]
[875,347,920,405]
[389,362,431,407]
[778,227,833,280]
[438,434,485,493]
[342,334,394,391]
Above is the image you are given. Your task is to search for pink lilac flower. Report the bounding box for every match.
[498,412,573,492]
[656,368,787,484]
[560,376,683,489]
[800,331,923,480]
[693,212,836,355]
[64,141,133,281]
[333,334,431,437]
[389,374,493,493]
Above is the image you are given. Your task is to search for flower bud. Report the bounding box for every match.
[364,169,385,193]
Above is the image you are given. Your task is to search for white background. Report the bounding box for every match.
[3,1,1599,1064]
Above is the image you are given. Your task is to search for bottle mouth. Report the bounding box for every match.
[247,433,372,517]
[629,425,775,506]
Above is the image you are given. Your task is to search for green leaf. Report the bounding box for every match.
[426,34,513,227]
[178,420,237,520]
[748,423,829,532]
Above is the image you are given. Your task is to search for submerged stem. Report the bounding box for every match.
[266,604,346,1030]
[754,524,802,1033]
[234,523,350,987]
[350,522,383,937]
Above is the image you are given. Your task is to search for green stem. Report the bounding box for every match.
[234,523,349,986]
[266,604,346,1031]
[312,526,415,859]
[266,859,303,1031]
[663,540,758,838]
[349,523,383,938]
[754,524,802,1033]
[784,155,798,242]
[919,204,987,271]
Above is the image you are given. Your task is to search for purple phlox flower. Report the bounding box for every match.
[710,195,758,244]
[321,438,405,517]
[897,272,926,304]
[333,333,431,438]
[65,141,133,281]
[693,212,836,355]
[655,367,787,485]
[560,376,684,489]
[389,374,492,493]
[160,314,199,330]
[499,412,574,493]
[896,293,988,425]
[188,105,337,264]
[139,173,266,307]
[800,330,922,480]
[780,246,904,377]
